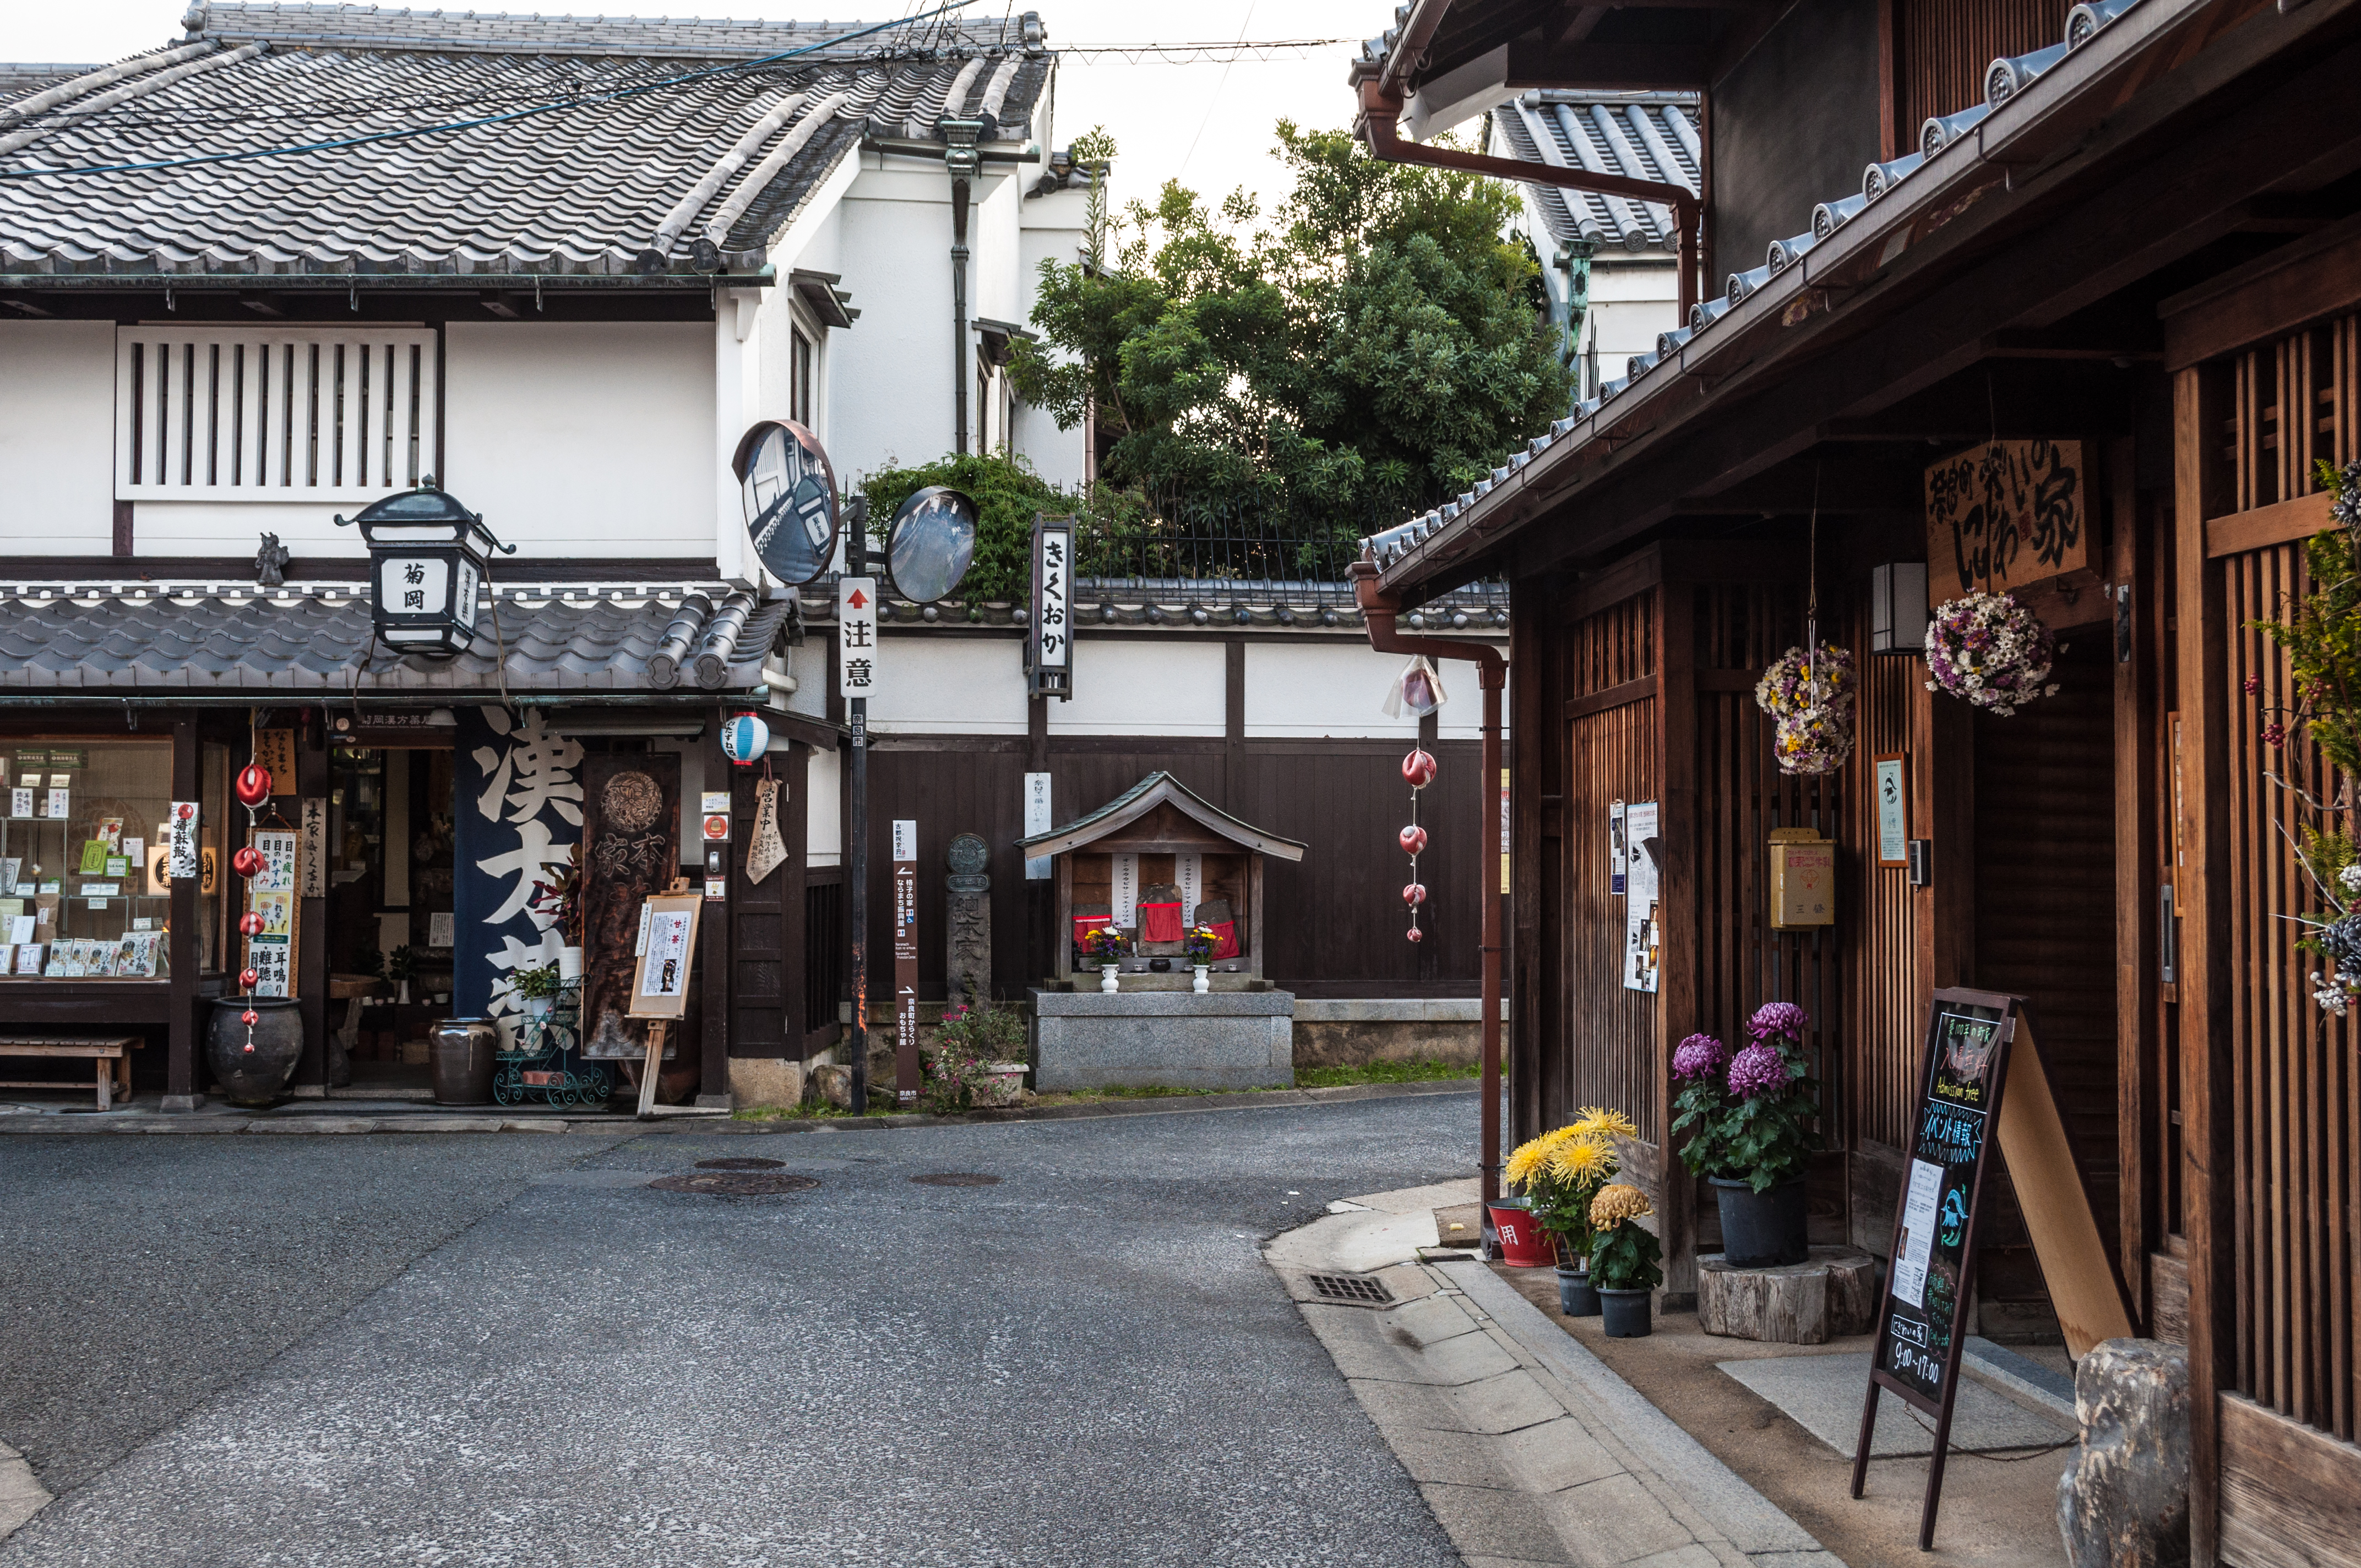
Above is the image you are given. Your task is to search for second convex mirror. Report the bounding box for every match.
[885,486,978,605]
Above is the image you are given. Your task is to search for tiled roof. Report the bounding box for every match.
[1016,771,1308,861]
[1493,92,1698,254]
[0,580,793,695]
[0,65,99,101]
[0,4,1051,279]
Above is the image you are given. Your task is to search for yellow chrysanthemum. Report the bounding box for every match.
[1503,1137,1551,1189]
[1548,1135,1611,1184]
[1589,1182,1653,1231]
[1573,1105,1638,1141]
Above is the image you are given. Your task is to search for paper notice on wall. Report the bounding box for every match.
[1112,852,1140,929]
[1023,772,1052,881]
[1177,852,1203,924]
[248,935,292,997]
[1892,1158,1946,1309]
[1620,801,1661,993]
[166,802,200,879]
[639,910,693,998]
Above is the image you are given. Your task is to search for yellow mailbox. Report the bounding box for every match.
[1770,827,1836,930]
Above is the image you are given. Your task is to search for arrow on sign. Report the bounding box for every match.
[847,587,868,609]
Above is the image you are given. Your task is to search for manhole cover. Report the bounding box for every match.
[695,1157,786,1171]
[649,1172,819,1196]
[910,1172,1000,1187]
[1307,1272,1394,1305]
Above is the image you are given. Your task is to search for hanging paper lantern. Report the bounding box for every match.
[1401,748,1438,788]
[232,845,264,879]
[720,712,770,766]
[240,1009,259,1027]
[1399,824,1428,856]
[235,764,274,809]
[1402,882,1428,906]
[238,911,265,937]
[238,967,260,990]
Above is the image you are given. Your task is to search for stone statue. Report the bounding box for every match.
[255,532,290,587]
[945,831,991,1006]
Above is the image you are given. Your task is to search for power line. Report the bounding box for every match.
[0,0,980,183]
[1056,39,1347,62]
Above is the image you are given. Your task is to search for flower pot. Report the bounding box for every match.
[428,1017,500,1105]
[1598,1287,1653,1337]
[523,996,553,1020]
[557,946,584,982]
[1555,1265,1600,1317]
[206,997,304,1106]
[979,1062,1027,1107]
[1192,964,1210,994]
[1099,963,1119,994]
[1486,1200,1557,1267]
[1710,1176,1809,1267]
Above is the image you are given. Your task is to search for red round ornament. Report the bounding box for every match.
[232,845,265,879]
[235,764,273,809]
[240,1009,259,1027]
[1398,824,1428,856]
[238,911,266,937]
[1402,881,1428,907]
[1401,748,1438,788]
[238,967,260,991]
[1405,927,1424,944]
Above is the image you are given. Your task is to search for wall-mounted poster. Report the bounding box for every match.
[245,827,298,998]
[1875,755,1908,867]
[166,802,200,879]
[1609,801,1627,895]
[1621,801,1661,994]
[628,892,701,1020]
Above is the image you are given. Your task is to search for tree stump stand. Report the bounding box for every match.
[1698,1246,1879,1344]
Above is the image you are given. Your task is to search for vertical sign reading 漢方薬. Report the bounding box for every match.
[893,819,918,1106]
[1027,515,1073,699]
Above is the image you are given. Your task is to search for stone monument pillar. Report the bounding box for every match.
[945,832,992,1006]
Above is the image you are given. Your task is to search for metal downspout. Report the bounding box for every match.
[942,118,985,456]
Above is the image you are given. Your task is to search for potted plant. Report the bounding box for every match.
[530,845,585,981]
[1672,1002,1822,1267]
[1183,925,1220,992]
[1504,1105,1635,1315]
[1588,1183,1663,1336]
[923,995,1030,1112]
[1081,925,1124,993]
[384,943,416,1005]
[514,961,563,1019]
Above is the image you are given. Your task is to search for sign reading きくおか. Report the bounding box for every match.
[453,706,584,1034]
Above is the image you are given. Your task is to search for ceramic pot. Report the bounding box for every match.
[428,1017,500,1105]
[1555,1265,1600,1317]
[1598,1287,1653,1337]
[1710,1176,1809,1267]
[557,946,584,982]
[980,1063,1028,1107]
[523,996,553,1020]
[1192,964,1210,994]
[1100,963,1119,994]
[206,997,304,1105]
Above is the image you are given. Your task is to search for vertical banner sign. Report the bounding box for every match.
[839,576,879,699]
[1177,852,1203,924]
[1023,772,1053,880]
[246,828,298,997]
[1026,514,1074,699]
[1500,768,1511,895]
[1620,801,1660,993]
[1875,755,1908,867]
[299,799,329,899]
[1111,852,1140,931]
[1609,801,1626,895]
[455,706,586,1042]
[893,819,919,1106]
[166,802,201,879]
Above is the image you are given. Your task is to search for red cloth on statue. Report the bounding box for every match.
[1139,901,1184,943]
[1205,920,1238,961]
[1073,914,1119,951]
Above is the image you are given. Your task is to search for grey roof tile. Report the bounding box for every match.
[1493,90,1699,254]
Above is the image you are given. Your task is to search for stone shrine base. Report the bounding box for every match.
[1030,988,1294,1092]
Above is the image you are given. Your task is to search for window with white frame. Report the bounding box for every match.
[115,326,439,500]
[790,326,814,431]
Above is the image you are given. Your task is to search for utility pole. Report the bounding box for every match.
[845,496,871,1116]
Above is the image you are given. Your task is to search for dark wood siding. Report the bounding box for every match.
[1892,0,2067,148]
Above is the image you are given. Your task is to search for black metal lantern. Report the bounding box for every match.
[334,478,514,656]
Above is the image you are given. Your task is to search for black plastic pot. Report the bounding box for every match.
[206,997,305,1105]
[1598,1286,1653,1337]
[429,1017,500,1105]
[1556,1265,1600,1317]
[1711,1175,1809,1267]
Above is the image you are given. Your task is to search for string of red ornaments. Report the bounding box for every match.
[231,761,273,1053]
[1400,747,1435,943]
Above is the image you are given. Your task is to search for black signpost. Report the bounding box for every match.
[1851,986,2024,1550]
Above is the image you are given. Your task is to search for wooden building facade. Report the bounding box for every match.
[1352,0,2361,1558]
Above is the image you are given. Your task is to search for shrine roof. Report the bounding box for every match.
[1016,771,1307,862]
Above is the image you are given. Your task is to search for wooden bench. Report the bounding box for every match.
[0,1036,138,1109]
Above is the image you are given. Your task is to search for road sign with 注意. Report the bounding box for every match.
[839,576,879,699]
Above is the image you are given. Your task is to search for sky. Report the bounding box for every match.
[0,0,1385,224]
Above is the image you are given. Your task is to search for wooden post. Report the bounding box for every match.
[2109,437,2162,1323]
[1225,639,1245,812]
[2174,364,2238,1568]
[293,721,329,1092]
[1655,571,1700,1300]
[699,715,731,1108]
[164,717,200,1110]
[1509,580,1547,1150]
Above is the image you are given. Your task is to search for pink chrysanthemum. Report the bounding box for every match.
[1727,1042,1791,1098]
[1673,1033,1730,1082]
[1749,1001,1809,1044]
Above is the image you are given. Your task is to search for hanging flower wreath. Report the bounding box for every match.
[1923,591,2060,717]
[1754,642,1858,775]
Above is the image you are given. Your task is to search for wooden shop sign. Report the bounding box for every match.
[1923,439,2091,604]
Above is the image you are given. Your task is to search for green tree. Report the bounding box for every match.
[1009,122,1570,548]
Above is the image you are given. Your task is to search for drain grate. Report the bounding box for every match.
[1307,1272,1394,1305]
[695,1157,786,1171]
[910,1172,1001,1187]
[649,1172,818,1196]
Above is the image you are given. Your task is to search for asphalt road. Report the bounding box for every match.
[0,1095,1476,1567]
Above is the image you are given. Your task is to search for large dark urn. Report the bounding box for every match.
[206,997,306,1105]
[1710,1176,1810,1268]
[429,1017,500,1106]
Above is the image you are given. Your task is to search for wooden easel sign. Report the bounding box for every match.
[626,885,699,1118]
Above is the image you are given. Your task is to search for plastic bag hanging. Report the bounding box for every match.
[1382,655,1450,720]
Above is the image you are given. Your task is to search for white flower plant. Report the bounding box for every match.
[1923,591,2060,717]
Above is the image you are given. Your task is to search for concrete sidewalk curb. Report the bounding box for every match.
[0,1439,50,1544]
[0,1077,1478,1136]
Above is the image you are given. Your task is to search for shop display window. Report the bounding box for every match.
[0,739,176,979]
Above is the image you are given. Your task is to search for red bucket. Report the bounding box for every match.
[1486,1201,1558,1267]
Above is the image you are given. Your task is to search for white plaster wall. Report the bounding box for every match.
[1051,638,1226,736]
[807,742,841,865]
[0,321,118,556]
[777,636,829,720]
[863,631,1030,735]
[444,322,714,560]
[1246,639,1505,740]
[830,160,955,480]
[1585,258,1681,377]
[1013,182,1090,489]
